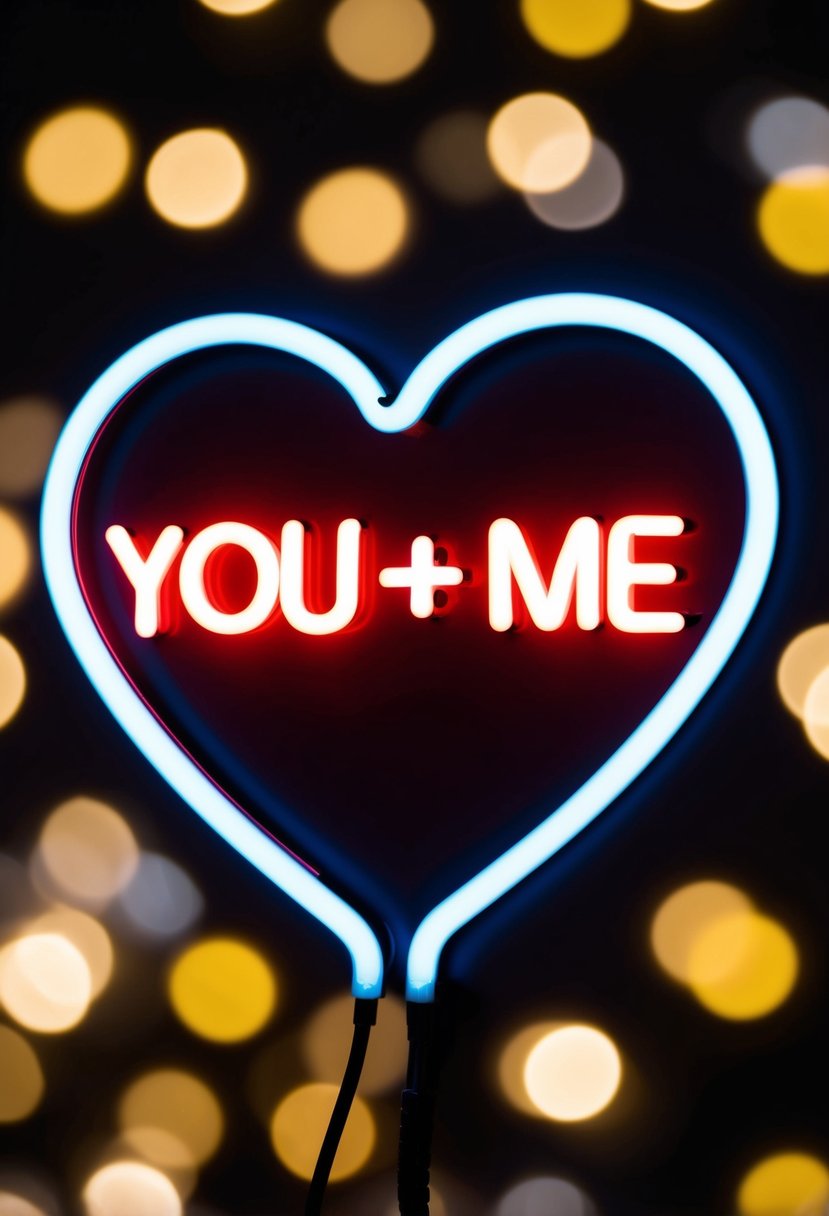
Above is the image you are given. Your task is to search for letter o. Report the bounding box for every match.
[179,522,280,635]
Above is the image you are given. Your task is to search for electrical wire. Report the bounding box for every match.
[304,996,378,1216]
[398,1002,439,1216]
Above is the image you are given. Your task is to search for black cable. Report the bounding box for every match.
[304,996,378,1216]
[397,1002,439,1216]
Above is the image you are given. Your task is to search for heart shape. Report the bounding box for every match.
[41,295,778,1000]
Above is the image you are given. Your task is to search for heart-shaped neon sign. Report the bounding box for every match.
[41,294,778,1001]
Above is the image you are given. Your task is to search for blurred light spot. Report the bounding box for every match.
[415,111,501,204]
[525,138,624,229]
[0,854,40,930]
[23,107,131,216]
[198,0,279,13]
[521,0,630,58]
[37,796,139,907]
[688,911,798,1019]
[0,1025,44,1122]
[326,0,434,84]
[0,1196,48,1216]
[641,0,716,9]
[0,932,92,1033]
[738,1152,829,1216]
[168,937,275,1042]
[82,1162,181,1216]
[0,638,26,729]
[25,907,112,998]
[145,130,247,229]
[119,1069,223,1166]
[803,665,829,758]
[270,1082,374,1181]
[0,398,62,499]
[651,880,753,983]
[0,512,31,612]
[304,991,407,1096]
[297,168,409,275]
[523,1025,622,1121]
[497,1175,597,1216]
[757,168,829,274]
[747,96,829,180]
[777,624,829,719]
[487,93,592,193]
[499,1022,560,1114]
[119,853,203,939]
[109,1131,196,1201]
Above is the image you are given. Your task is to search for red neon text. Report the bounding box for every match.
[104,515,690,638]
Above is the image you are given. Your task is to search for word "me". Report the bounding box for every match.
[105,515,690,639]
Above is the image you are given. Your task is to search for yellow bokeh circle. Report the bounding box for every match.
[37,796,139,907]
[0,932,93,1033]
[0,396,63,499]
[0,1024,44,1122]
[737,1152,829,1216]
[119,1069,223,1166]
[168,937,276,1042]
[146,130,248,229]
[651,880,753,983]
[758,168,829,275]
[0,510,31,612]
[487,93,592,193]
[521,0,631,58]
[198,0,279,14]
[270,1082,375,1181]
[23,106,131,216]
[0,637,26,730]
[523,1024,622,1121]
[326,0,434,84]
[803,665,829,758]
[777,624,829,719]
[26,907,113,998]
[82,1161,181,1216]
[297,168,409,276]
[688,911,798,1020]
[0,1194,49,1216]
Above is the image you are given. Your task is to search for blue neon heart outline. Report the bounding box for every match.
[40,294,778,1001]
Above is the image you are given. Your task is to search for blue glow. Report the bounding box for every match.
[39,298,778,1004]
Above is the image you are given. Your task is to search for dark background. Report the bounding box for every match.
[1,0,828,1212]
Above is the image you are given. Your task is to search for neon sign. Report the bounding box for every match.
[41,295,779,1003]
[106,515,690,636]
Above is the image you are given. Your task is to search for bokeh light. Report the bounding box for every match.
[0,1025,44,1122]
[747,96,829,180]
[523,1024,622,1121]
[36,796,139,907]
[737,1152,829,1216]
[270,1082,375,1181]
[0,397,62,498]
[0,638,26,730]
[499,1021,560,1115]
[757,168,829,275]
[119,1069,224,1167]
[803,665,829,758]
[0,1196,48,1216]
[521,0,631,58]
[119,853,203,939]
[326,0,434,84]
[497,1175,597,1216]
[82,1162,181,1216]
[0,932,92,1033]
[487,93,592,193]
[641,0,716,10]
[197,0,279,14]
[415,111,501,205]
[777,624,829,719]
[525,138,624,230]
[145,130,247,229]
[688,910,799,1019]
[296,168,409,275]
[651,879,753,983]
[168,937,276,1042]
[0,511,31,612]
[25,907,113,998]
[303,991,407,1096]
[23,107,131,216]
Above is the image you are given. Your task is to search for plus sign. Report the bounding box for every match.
[379,536,464,619]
